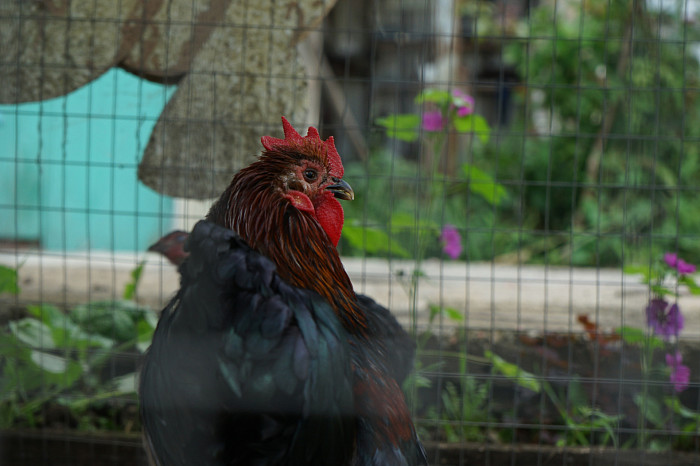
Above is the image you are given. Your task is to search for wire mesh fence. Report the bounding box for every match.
[1,0,700,464]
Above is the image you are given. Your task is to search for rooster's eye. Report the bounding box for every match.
[303,169,318,182]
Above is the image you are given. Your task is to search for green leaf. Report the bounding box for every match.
[567,377,588,408]
[29,350,67,374]
[634,393,666,427]
[70,300,151,343]
[615,326,646,344]
[461,164,508,206]
[615,326,664,349]
[453,114,490,143]
[650,284,673,296]
[136,319,155,353]
[137,317,156,342]
[648,439,672,452]
[0,265,20,295]
[110,372,137,393]
[390,212,439,231]
[376,114,420,142]
[123,260,146,300]
[428,304,441,324]
[680,275,700,295]
[623,264,653,283]
[666,397,700,420]
[414,89,451,105]
[342,224,410,258]
[8,318,55,349]
[444,307,463,322]
[428,305,464,323]
[142,308,159,330]
[27,305,114,350]
[485,350,541,393]
[26,304,64,326]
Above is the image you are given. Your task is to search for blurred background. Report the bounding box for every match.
[1,0,700,464]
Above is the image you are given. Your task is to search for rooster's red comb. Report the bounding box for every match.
[261,117,343,177]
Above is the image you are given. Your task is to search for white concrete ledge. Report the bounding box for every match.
[1,251,698,338]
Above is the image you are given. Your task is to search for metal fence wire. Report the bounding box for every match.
[1,0,700,464]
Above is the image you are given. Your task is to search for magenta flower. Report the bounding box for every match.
[421,111,444,132]
[664,252,679,268]
[666,352,691,392]
[452,89,475,117]
[440,224,462,260]
[457,106,473,117]
[664,252,697,275]
[646,298,684,339]
[678,260,697,274]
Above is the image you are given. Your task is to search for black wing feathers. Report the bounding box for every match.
[357,294,416,386]
[140,221,354,466]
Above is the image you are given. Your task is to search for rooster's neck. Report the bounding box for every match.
[208,165,366,331]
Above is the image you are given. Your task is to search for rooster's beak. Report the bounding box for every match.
[327,179,354,201]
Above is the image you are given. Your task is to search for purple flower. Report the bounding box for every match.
[664,253,679,268]
[421,111,445,132]
[666,352,691,392]
[664,252,697,275]
[456,106,473,117]
[678,260,697,275]
[452,89,475,117]
[440,224,462,260]
[646,298,684,339]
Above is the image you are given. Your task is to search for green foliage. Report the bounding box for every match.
[616,326,665,350]
[340,153,443,259]
[624,255,700,299]
[454,164,508,206]
[620,252,698,450]
[369,4,700,269]
[375,114,420,142]
[414,88,452,106]
[486,350,540,393]
[70,300,154,344]
[342,223,411,258]
[679,275,700,295]
[453,114,490,144]
[341,152,511,261]
[666,397,700,450]
[0,265,20,295]
[488,2,700,266]
[431,378,490,443]
[428,304,464,323]
[487,350,622,447]
[404,298,495,443]
[0,264,155,429]
[122,260,145,300]
[365,84,508,264]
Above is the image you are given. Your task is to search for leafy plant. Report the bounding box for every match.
[490,1,700,266]
[374,89,503,443]
[0,263,156,430]
[620,252,700,449]
[487,351,622,447]
[342,87,500,262]
[0,265,20,295]
[431,376,490,443]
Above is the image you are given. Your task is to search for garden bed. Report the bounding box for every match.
[2,327,699,463]
[411,327,700,455]
[2,430,699,466]
[1,262,699,463]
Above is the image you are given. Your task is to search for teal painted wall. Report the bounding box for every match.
[0,69,176,251]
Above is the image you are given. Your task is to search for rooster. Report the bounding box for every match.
[139,117,426,465]
[146,232,416,386]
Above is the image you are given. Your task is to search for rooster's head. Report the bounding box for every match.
[258,117,354,246]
